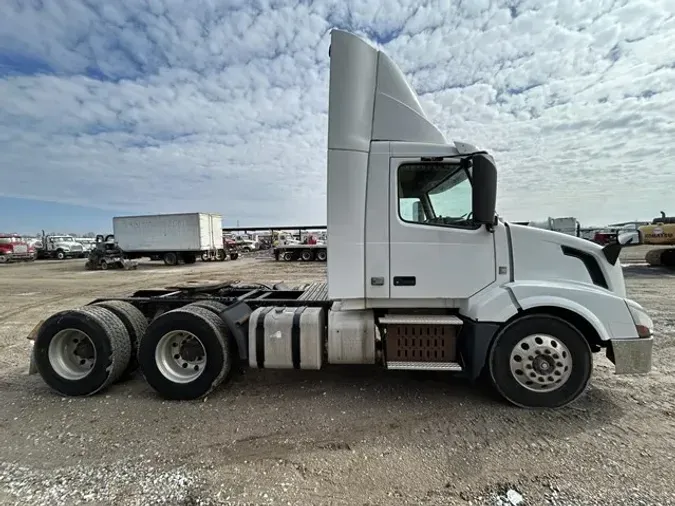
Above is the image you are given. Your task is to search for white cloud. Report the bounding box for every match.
[0,0,674,226]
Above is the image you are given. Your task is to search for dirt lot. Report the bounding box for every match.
[1,247,674,506]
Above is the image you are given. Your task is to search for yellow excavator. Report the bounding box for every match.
[638,212,675,267]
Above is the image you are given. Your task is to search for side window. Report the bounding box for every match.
[398,162,475,228]
[399,198,425,223]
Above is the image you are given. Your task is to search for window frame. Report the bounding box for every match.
[396,161,480,231]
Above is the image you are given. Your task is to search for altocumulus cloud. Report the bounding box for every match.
[0,0,674,226]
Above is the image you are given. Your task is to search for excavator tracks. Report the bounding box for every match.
[645,248,675,267]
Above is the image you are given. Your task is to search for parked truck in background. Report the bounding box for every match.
[26,29,653,410]
[112,213,237,265]
[0,234,35,263]
[36,233,85,260]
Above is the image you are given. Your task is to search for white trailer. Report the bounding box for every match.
[112,213,236,265]
[528,217,580,237]
[27,30,653,409]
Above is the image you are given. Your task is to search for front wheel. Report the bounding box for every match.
[488,314,592,409]
[56,250,66,260]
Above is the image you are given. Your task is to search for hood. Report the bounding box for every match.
[509,223,602,252]
[507,223,626,297]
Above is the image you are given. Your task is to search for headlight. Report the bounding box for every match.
[626,300,654,338]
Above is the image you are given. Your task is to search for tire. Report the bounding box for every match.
[186,301,240,380]
[300,249,313,261]
[163,252,178,266]
[283,251,294,261]
[184,254,197,264]
[487,314,592,409]
[100,259,109,270]
[138,306,232,400]
[187,300,228,315]
[56,250,66,260]
[93,300,148,378]
[229,252,238,261]
[316,250,327,262]
[33,306,131,396]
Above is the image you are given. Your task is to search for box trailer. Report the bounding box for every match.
[112,213,236,265]
[26,29,653,410]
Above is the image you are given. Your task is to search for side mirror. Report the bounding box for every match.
[618,231,640,246]
[471,154,497,226]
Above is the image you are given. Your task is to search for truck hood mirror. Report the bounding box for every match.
[471,154,497,226]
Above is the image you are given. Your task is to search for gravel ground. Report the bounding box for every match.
[1,246,674,506]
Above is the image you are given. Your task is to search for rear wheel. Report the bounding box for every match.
[33,306,131,396]
[316,250,327,262]
[93,300,148,378]
[138,306,232,400]
[300,249,313,261]
[488,314,592,409]
[188,300,228,315]
[283,251,294,261]
[163,252,178,266]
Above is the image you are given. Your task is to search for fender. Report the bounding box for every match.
[460,286,519,323]
[506,280,638,340]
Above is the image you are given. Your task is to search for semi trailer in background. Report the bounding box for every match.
[112,213,237,265]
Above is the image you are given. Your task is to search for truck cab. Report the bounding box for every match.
[40,234,85,259]
[324,30,653,407]
[0,234,33,263]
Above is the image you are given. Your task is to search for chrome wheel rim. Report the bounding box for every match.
[509,334,572,392]
[155,330,206,383]
[48,329,96,380]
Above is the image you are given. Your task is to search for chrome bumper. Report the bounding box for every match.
[607,336,653,374]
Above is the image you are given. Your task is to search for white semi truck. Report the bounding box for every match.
[26,30,653,409]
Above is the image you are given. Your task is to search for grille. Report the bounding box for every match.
[13,245,28,254]
[385,324,457,362]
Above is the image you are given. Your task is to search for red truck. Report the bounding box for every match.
[0,234,35,263]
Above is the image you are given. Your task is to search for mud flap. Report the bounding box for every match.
[28,343,38,375]
[26,319,44,375]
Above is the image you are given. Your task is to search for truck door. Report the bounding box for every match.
[389,157,497,299]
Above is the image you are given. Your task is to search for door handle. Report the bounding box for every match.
[393,276,416,286]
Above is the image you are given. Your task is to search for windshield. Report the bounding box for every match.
[399,162,473,227]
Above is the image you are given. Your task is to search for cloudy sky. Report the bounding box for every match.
[0,0,673,233]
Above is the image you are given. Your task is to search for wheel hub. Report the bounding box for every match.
[509,333,573,392]
[532,354,555,375]
[155,330,207,383]
[48,329,97,380]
